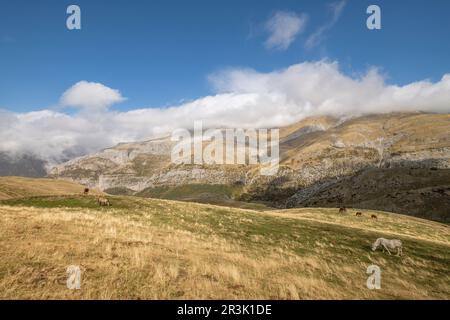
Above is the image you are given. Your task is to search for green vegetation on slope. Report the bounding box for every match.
[137,184,239,199]
[134,183,269,210]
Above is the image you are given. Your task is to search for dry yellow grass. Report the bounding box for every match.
[0,177,102,200]
[272,208,450,245]
[0,195,448,300]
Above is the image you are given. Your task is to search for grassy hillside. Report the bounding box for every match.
[0,193,449,299]
[0,177,102,200]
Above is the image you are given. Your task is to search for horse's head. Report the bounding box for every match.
[371,239,380,251]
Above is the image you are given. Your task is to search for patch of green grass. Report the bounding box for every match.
[104,187,135,196]
[135,184,273,210]
[0,195,139,210]
[137,184,242,200]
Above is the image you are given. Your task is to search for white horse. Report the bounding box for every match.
[372,238,403,256]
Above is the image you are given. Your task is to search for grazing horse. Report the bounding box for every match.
[97,197,111,206]
[339,207,347,213]
[371,214,377,219]
[372,238,403,256]
[83,188,89,195]
[355,212,362,217]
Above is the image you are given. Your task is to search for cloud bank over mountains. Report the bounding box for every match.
[1,60,450,164]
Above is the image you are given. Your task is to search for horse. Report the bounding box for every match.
[371,214,377,219]
[83,188,89,195]
[97,197,111,206]
[339,207,347,213]
[355,212,362,217]
[372,238,403,256]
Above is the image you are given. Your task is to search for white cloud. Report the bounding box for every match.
[60,81,126,111]
[1,61,450,166]
[209,61,450,119]
[265,11,308,51]
[305,0,346,49]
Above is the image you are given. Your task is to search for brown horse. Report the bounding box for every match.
[371,214,378,220]
[355,212,362,217]
[83,188,89,195]
[339,207,347,213]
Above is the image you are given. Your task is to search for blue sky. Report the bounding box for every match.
[1,0,450,112]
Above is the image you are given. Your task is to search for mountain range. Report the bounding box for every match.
[44,112,450,222]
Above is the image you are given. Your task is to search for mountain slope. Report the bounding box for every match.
[285,168,450,222]
[0,153,47,177]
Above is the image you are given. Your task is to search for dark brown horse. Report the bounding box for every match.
[339,207,347,213]
[355,212,362,217]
